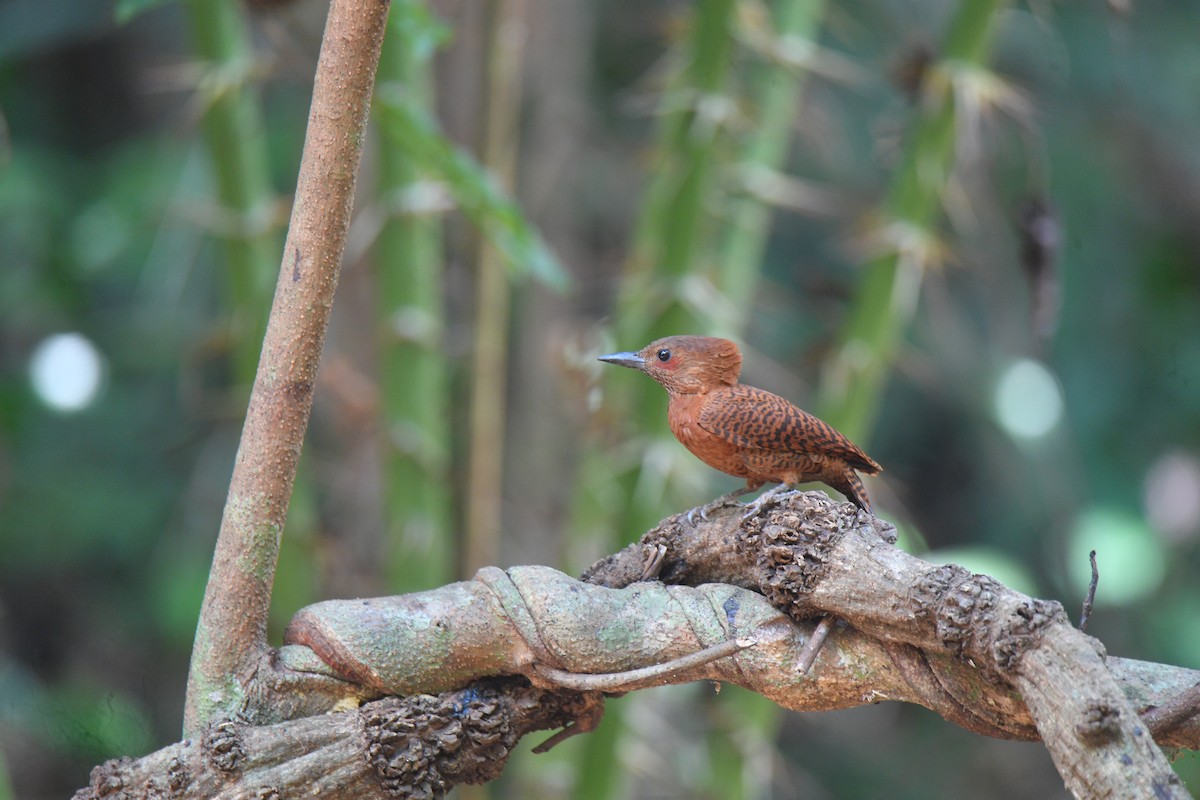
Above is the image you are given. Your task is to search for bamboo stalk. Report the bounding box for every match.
[374,2,453,591]
[183,0,279,382]
[817,0,1009,441]
[715,0,827,331]
[604,0,742,538]
[619,0,739,345]
[464,0,530,575]
[572,3,742,795]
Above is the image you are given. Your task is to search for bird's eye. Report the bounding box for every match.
[657,349,671,362]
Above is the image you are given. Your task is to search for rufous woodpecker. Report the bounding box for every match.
[600,335,881,512]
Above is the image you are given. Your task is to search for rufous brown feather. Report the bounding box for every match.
[600,335,881,512]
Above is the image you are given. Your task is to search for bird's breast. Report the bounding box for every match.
[667,392,748,477]
[667,393,705,443]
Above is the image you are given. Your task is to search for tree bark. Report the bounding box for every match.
[587,490,1192,798]
[183,0,390,736]
[78,497,1200,798]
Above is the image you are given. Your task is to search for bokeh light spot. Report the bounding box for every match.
[29,332,106,413]
[1067,508,1166,607]
[994,358,1063,439]
[925,546,1037,596]
[1143,451,1200,544]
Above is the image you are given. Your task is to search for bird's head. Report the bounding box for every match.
[598,335,743,394]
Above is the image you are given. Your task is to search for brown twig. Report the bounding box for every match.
[1079,549,1098,632]
[795,615,835,674]
[182,0,391,736]
[1144,681,1200,737]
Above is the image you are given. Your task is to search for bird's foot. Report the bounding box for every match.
[685,487,754,526]
[740,483,793,521]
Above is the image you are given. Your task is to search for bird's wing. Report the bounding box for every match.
[696,384,881,474]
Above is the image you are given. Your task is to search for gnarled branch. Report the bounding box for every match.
[77,499,1199,799]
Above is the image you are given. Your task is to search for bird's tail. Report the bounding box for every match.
[836,470,873,513]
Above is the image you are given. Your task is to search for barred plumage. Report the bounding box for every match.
[600,335,881,512]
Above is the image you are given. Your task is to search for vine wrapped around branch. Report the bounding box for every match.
[77,498,1200,798]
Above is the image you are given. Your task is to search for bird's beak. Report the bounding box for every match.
[598,351,646,370]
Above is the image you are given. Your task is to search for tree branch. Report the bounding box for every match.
[79,492,1200,800]
[183,0,391,736]
[74,568,1200,799]
[76,681,599,800]
[587,490,1192,798]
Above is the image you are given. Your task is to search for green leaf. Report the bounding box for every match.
[115,0,174,25]
[374,87,572,292]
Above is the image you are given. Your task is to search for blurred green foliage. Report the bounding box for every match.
[374,90,569,291]
[371,3,455,592]
[2,0,1200,798]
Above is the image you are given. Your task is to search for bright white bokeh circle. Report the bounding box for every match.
[29,332,106,413]
[995,358,1063,439]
